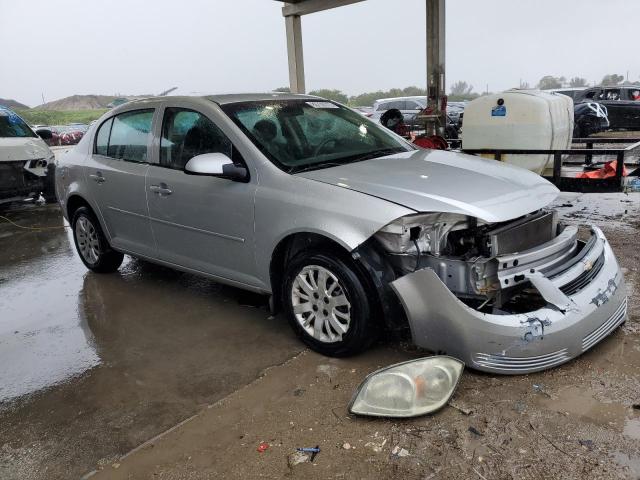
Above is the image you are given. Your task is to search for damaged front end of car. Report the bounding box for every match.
[365,209,627,374]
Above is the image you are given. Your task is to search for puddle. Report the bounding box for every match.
[538,385,628,428]
[0,208,100,403]
[552,192,640,232]
[623,417,640,440]
[612,451,640,478]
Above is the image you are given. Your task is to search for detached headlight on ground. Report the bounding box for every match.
[349,356,464,418]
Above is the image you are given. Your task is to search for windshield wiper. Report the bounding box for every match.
[289,148,406,174]
[339,147,406,164]
[289,162,344,174]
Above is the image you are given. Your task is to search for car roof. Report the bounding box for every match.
[375,96,426,103]
[106,93,326,116]
[115,93,319,107]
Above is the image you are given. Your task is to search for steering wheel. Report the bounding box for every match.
[313,138,337,157]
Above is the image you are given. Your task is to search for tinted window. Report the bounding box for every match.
[107,109,153,162]
[95,118,113,156]
[160,108,232,170]
[604,89,621,101]
[386,101,404,110]
[0,108,36,138]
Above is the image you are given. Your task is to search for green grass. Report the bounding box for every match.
[15,109,108,126]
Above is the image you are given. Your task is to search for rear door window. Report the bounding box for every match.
[106,109,154,162]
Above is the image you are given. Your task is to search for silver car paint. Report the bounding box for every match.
[56,95,415,292]
[297,150,559,223]
[391,227,627,374]
[56,94,626,373]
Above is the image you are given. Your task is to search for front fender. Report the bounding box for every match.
[254,175,413,290]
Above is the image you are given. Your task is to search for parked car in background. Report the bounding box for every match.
[446,101,466,125]
[56,93,627,374]
[352,106,373,117]
[371,96,460,138]
[372,96,425,120]
[573,102,610,138]
[546,87,587,101]
[0,106,56,203]
[42,125,87,146]
[576,86,640,131]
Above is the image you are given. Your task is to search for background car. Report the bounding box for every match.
[576,86,640,130]
[372,96,425,121]
[0,106,56,203]
[573,101,610,138]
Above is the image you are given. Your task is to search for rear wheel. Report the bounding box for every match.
[72,206,124,273]
[283,250,376,357]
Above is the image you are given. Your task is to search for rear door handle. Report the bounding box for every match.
[149,184,173,196]
[89,172,105,184]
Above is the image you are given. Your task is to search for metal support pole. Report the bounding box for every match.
[426,0,446,132]
[585,141,593,165]
[285,14,305,93]
[615,151,625,189]
[553,152,562,187]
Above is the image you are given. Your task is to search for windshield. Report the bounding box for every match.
[0,107,37,138]
[220,99,412,172]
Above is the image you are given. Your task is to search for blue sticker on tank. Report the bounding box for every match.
[491,105,506,117]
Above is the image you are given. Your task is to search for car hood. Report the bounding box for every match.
[0,137,52,162]
[296,149,559,223]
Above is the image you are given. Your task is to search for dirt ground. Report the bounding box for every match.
[1,192,639,480]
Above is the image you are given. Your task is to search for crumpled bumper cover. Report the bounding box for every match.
[390,226,627,374]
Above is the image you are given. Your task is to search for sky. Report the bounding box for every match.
[0,0,637,107]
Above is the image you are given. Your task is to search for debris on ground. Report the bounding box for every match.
[257,443,269,453]
[287,451,309,467]
[296,446,320,461]
[391,446,410,457]
[448,399,474,415]
[468,426,484,437]
[342,442,352,450]
[365,438,387,453]
[533,384,552,398]
[579,439,595,451]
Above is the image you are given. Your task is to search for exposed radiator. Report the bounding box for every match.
[485,211,557,256]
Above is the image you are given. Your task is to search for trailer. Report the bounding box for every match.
[462,137,640,193]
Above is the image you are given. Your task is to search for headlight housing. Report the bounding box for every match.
[349,356,464,418]
[375,213,477,255]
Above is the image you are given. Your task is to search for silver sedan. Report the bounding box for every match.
[55,94,627,374]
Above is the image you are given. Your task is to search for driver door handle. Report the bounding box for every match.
[89,172,105,184]
[149,184,173,196]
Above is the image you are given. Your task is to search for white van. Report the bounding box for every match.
[0,106,56,204]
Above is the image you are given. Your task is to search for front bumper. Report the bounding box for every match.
[391,226,627,374]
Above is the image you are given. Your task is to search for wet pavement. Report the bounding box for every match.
[0,205,302,479]
[0,192,639,479]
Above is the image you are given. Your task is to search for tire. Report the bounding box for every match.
[282,250,377,357]
[72,206,124,273]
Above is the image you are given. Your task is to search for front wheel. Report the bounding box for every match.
[72,206,124,273]
[283,251,377,357]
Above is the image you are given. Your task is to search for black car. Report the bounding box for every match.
[573,101,610,138]
[576,86,640,130]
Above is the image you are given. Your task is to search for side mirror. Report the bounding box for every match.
[184,152,248,182]
[35,128,53,140]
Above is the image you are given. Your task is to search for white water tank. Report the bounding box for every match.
[462,90,574,174]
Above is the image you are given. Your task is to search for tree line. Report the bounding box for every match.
[275,72,639,106]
